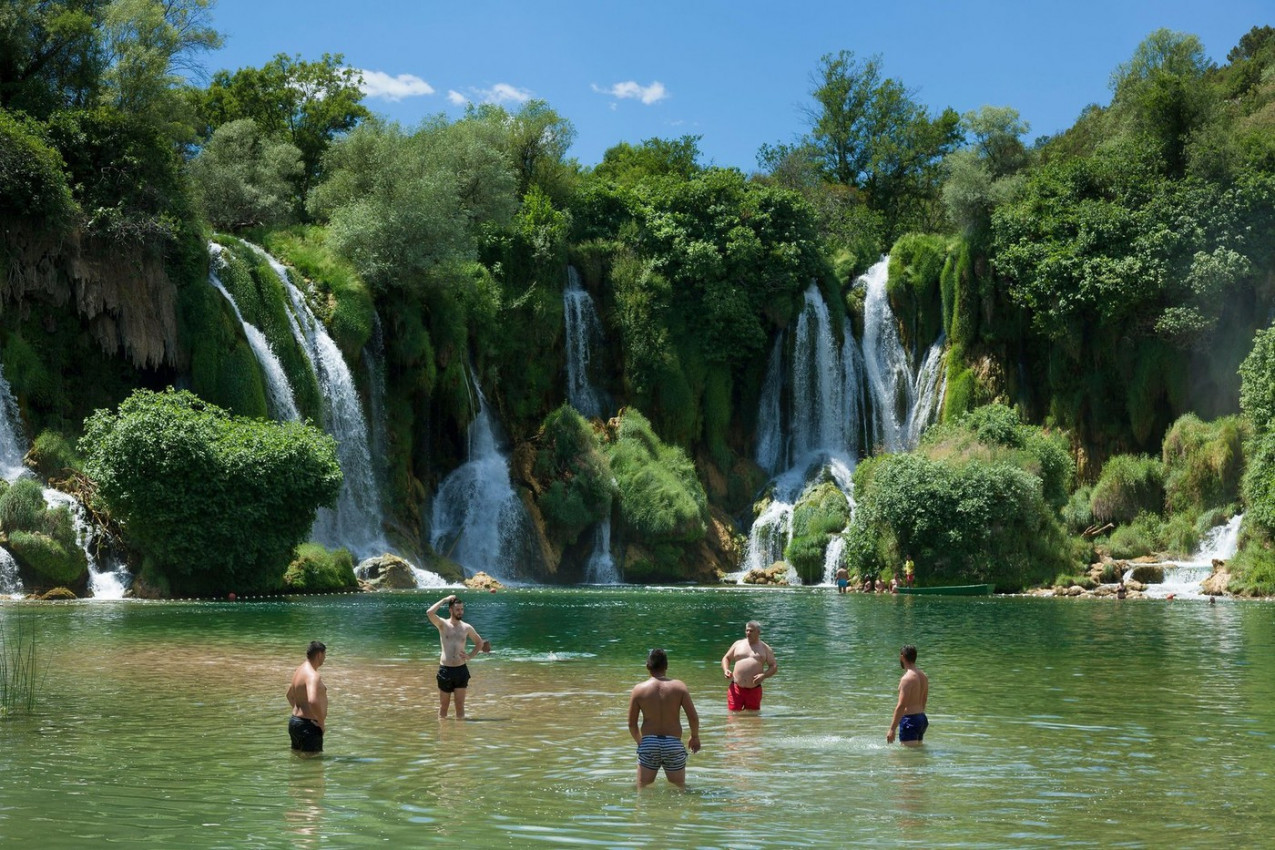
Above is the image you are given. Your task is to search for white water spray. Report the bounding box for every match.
[563,267,608,419]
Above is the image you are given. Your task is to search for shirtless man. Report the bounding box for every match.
[427,594,490,719]
[836,567,850,594]
[627,648,701,788]
[721,620,778,712]
[887,644,929,746]
[287,641,328,754]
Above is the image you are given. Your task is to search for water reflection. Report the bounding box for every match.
[285,757,325,848]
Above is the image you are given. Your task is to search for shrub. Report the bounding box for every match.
[534,406,613,545]
[283,544,357,593]
[785,479,851,583]
[1106,513,1161,560]
[1062,486,1094,533]
[1161,414,1247,515]
[1090,454,1164,525]
[80,388,343,596]
[0,479,47,534]
[27,431,81,481]
[0,111,76,227]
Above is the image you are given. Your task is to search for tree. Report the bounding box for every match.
[595,135,704,185]
[80,388,343,595]
[196,52,370,208]
[802,50,961,240]
[0,0,105,116]
[464,99,577,202]
[941,106,1030,235]
[188,117,302,229]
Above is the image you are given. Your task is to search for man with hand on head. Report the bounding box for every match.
[427,594,491,719]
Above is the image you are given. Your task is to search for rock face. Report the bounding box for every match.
[742,563,792,586]
[357,555,419,590]
[1128,565,1165,584]
[463,571,504,591]
[1201,561,1231,596]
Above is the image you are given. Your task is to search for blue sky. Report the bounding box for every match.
[202,1,1269,170]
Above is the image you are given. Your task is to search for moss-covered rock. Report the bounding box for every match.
[785,479,851,584]
[284,543,358,593]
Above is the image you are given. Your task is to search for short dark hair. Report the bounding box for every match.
[307,640,327,660]
[901,644,917,663]
[646,648,668,673]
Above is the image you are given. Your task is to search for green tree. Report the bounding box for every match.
[196,52,370,207]
[465,99,577,203]
[188,117,302,229]
[0,0,104,116]
[80,388,343,596]
[803,50,960,238]
[594,135,703,185]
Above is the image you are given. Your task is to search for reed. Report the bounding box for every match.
[0,614,41,717]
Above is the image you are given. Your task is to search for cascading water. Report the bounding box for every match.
[563,267,608,419]
[0,547,22,597]
[430,385,540,582]
[0,361,30,482]
[363,312,392,505]
[42,489,129,599]
[584,518,620,584]
[744,258,946,584]
[208,244,300,421]
[1131,514,1244,600]
[251,246,387,560]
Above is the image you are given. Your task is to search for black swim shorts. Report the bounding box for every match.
[436,663,472,692]
[289,715,324,752]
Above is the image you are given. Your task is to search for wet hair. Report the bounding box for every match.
[307,640,326,660]
[646,648,668,673]
[746,620,761,632]
[900,644,917,663]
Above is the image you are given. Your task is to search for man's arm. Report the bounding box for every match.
[886,678,907,743]
[307,673,326,730]
[681,689,701,753]
[465,625,491,658]
[721,642,736,678]
[426,594,454,629]
[627,688,642,745]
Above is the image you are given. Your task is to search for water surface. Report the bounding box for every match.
[1,588,1271,848]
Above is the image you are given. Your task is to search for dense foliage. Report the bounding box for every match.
[80,389,342,595]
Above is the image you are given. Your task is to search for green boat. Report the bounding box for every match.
[897,583,995,596]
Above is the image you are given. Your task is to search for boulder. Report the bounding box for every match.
[1202,563,1232,596]
[464,571,504,591]
[742,563,792,586]
[37,586,77,600]
[356,555,419,590]
[1127,565,1164,584]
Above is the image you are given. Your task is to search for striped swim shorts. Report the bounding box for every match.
[637,735,688,772]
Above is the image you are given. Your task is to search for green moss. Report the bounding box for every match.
[1090,454,1165,525]
[887,233,948,352]
[283,543,358,593]
[534,406,613,545]
[9,527,86,586]
[27,431,81,480]
[605,408,707,551]
[1161,414,1247,515]
[0,479,47,534]
[785,479,851,583]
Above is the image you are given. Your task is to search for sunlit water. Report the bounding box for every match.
[1,589,1272,848]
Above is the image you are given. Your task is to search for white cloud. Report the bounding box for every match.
[354,69,434,102]
[447,89,468,106]
[592,81,668,105]
[445,83,532,107]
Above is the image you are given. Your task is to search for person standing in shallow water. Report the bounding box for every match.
[721,621,778,712]
[287,641,328,754]
[427,594,490,719]
[887,644,929,746]
[628,648,701,788]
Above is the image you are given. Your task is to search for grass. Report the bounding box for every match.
[0,613,41,717]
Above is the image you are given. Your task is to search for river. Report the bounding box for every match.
[0,588,1271,848]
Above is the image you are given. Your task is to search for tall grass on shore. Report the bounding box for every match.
[0,613,40,717]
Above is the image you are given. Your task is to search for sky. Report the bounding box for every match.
[200,1,1270,171]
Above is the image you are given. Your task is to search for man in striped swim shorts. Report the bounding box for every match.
[627,648,701,788]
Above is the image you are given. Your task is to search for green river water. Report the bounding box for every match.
[1,587,1272,848]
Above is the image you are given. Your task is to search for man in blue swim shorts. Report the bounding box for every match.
[628,648,701,788]
[887,644,929,747]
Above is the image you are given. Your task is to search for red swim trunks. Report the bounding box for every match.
[727,681,763,711]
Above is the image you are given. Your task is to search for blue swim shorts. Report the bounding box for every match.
[637,735,688,772]
[898,713,928,743]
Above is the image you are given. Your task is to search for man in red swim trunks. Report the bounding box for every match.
[721,621,778,711]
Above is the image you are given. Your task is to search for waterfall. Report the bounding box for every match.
[430,385,539,582]
[821,535,847,585]
[0,360,30,482]
[584,518,620,583]
[42,489,129,599]
[743,258,945,584]
[362,312,392,506]
[250,246,387,560]
[208,244,300,421]
[563,267,608,419]
[1133,514,1244,600]
[0,547,23,596]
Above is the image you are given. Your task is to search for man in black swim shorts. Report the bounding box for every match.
[427,594,490,718]
[287,641,328,754]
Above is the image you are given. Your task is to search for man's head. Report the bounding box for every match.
[900,644,917,667]
[306,640,326,662]
[448,598,464,619]
[646,648,668,675]
[745,620,761,639]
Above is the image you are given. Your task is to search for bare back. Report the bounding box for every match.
[898,667,929,715]
[287,661,327,727]
[629,677,694,738]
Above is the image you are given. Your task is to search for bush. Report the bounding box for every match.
[785,479,851,583]
[1161,414,1246,515]
[1090,454,1164,525]
[80,388,343,596]
[27,431,81,481]
[8,529,86,586]
[0,111,76,227]
[0,479,47,534]
[534,406,613,545]
[283,544,357,593]
[1062,486,1094,533]
[1106,513,1161,560]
